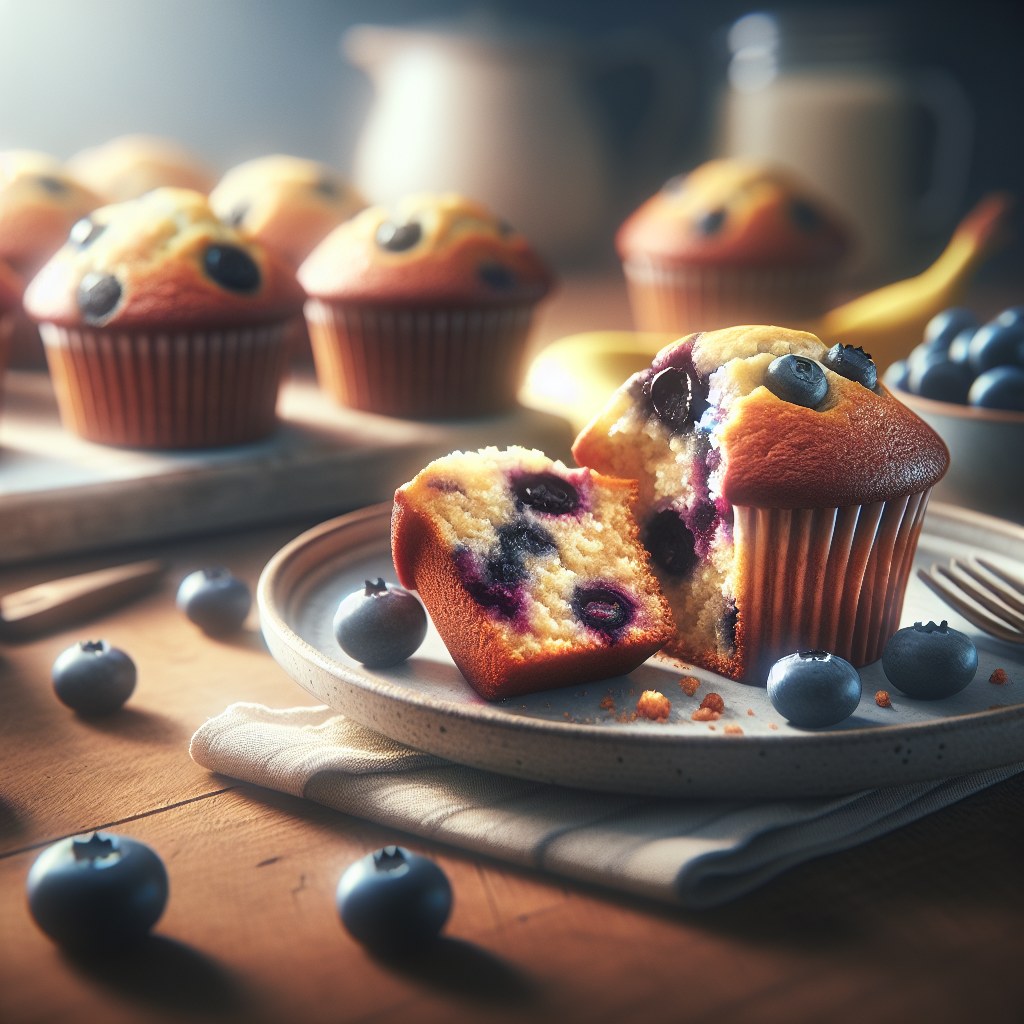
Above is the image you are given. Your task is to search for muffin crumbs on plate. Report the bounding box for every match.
[768,723,778,730]
[700,693,725,714]
[875,690,892,707]
[723,724,743,735]
[599,696,615,710]
[692,707,722,722]
[636,690,672,722]
[679,676,701,696]
[990,668,1010,685]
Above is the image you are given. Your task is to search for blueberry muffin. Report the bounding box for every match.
[67,135,216,203]
[573,326,948,682]
[392,446,674,699]
[0,258,24,392]
[617,159,850,335]
[298,193,553,418]
[209,155,365,268]
[23,187,305,448]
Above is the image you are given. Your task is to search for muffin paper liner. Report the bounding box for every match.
[623,257,832,335]
[0,312,13,415]
[39,322,290,449]
[304,299,535,418]
[733,490,930,682]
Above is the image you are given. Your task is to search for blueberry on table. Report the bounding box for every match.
[336,846,452,952]
[907,352,973,404]
[767,650,862,727]
[968,366,1024,411]
[882,620,977,699]
[333,579,427,668]
[764,355,828,408]
[27,832,168,948]
[923,307,978,352]
[823,344,877,389]
[176,568,251,635]
[52,640,136,715]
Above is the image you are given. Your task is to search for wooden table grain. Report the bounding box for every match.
[0,520,1021,1024]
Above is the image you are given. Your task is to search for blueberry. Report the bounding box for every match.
[513,473,580,515]
[823,343,877,389]
[226,201,249,227]
[968,366,1024,411]
[69,217,105,249]
[923,307,978,352]
[767,650,862,727]
[52,640,136,715]
[991,306,1024,331]
[644,366,707,432]
[968,320,1024,373]
[376,221,421,252]
[477,263,515,289]
[487,522,556,585]
[947,329,975,366]
[571,584,634,639]
[882,620,977,699]
[36,175,68,195]
[336,846,451,953]
[176,568,251,635]
[333,579,427,668]
[789,199,821,232]
[314,179,340,199]
[77,272,121,324]
[882,359,910,391]
[907,352,973,403]
[644,509,697,576]
[717,601,739,653]
[698,209,726,235]
[763,354,828,408]
[27,832,168,948]
[204,245,261,293]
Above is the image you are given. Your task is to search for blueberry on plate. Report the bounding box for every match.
[767,650,862,727]
[27,831,168,948]
[906,351,973,403]
[882,620,977,699]
[336,846,452,952]
[764,354,828,408]
[968,365,1024,411]
[52,640,136,715]
[176,568,251,635]
[923,307,978,352]
[333,579,427,668]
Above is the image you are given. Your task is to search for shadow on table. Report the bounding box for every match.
[374,936,539,1006]
[78,706,188,745]
[64,934,247,1015]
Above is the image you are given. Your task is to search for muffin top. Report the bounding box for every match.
[23,187,306,330]
[574,325,948,510]
[0,151,102,277]
[209,155,366,267]
[298,192,553,307]
[67,135,216,203]
[616,159,851,269]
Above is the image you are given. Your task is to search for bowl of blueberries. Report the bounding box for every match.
[885,306,1024,523]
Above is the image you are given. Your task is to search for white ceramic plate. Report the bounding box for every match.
[259,501,1024,798]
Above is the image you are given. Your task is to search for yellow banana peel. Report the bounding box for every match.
[521,193,1014,434]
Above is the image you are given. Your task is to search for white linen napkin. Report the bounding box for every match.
[190,702,1022,909]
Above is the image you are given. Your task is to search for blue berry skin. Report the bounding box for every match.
[764,355,828,408]
[882,359,910,391]
[52,640,136,715]
[176,568,251,635]
[882,620,977,699]
[968,319,1024,374]
[203,245,260,293]
[333,579,427,668]
[907,352,973,403]
[923,307,978,352]
[336,846,452,952]
[947,329,975,366]
[27,832,168,949]
[968,366,1024,411]
[823,344,877,389]
[767,650,861,727]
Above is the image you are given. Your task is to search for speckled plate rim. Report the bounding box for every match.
[258,501,1024,799]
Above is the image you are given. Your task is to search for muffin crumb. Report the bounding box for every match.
[599,696,615,710]
[990,668,1010,685]
[700,693,725,714]
[747,708,754,716]
[691,707,722,722]
[636,690,671,722]
[708,724,716,731]
[768,723,778,730]
[723,724,743,735]
[875,690,892,707]
[679,676,701,696]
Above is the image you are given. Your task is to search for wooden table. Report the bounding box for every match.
[0,520,1021,1024]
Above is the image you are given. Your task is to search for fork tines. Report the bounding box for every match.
[917,556,1024,644]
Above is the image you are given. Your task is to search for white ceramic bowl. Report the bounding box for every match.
[894,387,1024,524]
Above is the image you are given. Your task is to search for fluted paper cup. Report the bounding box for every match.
[732,490,931,683]
[0,311,13,415]
[39,321,290,448]
[304,298,535,419]
[623,257,833,335]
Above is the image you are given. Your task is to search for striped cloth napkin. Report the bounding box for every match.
[190,702,1021,909]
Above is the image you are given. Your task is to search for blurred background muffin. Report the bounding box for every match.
[23,187,305,448]
[0,258,24,397]
[67,134,217,203]
[209,155,365,268]
[617,158,851,336]
[298,192,552,418]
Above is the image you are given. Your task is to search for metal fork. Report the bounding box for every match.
[917,556,1024,644]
